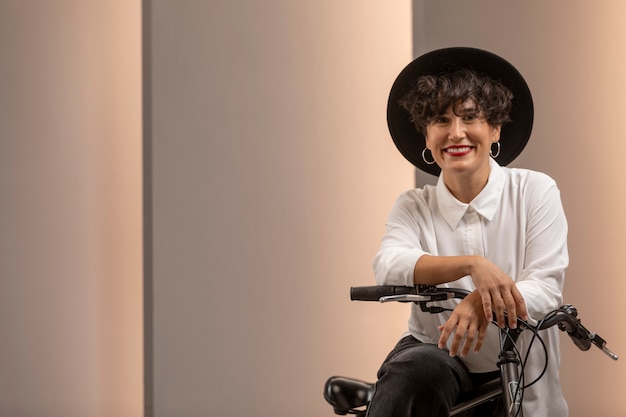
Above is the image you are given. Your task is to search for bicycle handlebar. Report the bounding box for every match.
[350,285,471,302]
[541,305,619,360]
[350,285,618,361]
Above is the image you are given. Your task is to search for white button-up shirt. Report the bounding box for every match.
[373,159,569,417]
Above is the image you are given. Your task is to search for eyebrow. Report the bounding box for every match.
[452,105,479,116]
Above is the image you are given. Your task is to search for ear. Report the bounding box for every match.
[492,125,501,142]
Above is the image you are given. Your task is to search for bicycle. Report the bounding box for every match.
[323,285,618,417]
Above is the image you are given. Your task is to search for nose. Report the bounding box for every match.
[447,117,466,141]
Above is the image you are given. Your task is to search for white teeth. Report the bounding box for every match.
[446,147,471,153]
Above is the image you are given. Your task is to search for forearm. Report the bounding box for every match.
[413,254,480,285]
[418,254,529,326]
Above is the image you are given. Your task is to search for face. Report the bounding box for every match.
[424,100,501,180]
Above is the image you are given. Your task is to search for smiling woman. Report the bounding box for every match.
[369,47,568,417]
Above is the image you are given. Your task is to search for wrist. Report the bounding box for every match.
[465,255,482,276]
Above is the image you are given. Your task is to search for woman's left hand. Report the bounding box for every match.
[438,290,489,357]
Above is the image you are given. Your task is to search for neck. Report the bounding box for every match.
[443,168,490,204]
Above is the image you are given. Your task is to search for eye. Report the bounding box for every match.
[433,116,449,125]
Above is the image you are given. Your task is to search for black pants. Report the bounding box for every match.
[366,335,501,417]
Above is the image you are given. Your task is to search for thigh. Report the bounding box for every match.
[367,336,475,417]
[378,335,473,393]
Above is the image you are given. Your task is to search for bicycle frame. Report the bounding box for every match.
[447,328,524,416]
[449,378,501,415]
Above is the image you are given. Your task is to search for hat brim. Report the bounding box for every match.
[387,47,534,176]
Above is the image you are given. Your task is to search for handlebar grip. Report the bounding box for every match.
[350,285,416,301]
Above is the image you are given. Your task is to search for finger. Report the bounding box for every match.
[501,291,518,328]
[438,323,452,350]
[473,324,487,353]
[449,316,472,357]
[460,324,477,357]
[438,317,462,354]
[491,291,507,328]
[512,287,529,321]
[479,289,493,322]
[448,326,466,357]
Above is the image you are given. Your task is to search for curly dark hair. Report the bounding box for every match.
[398,69,513,133]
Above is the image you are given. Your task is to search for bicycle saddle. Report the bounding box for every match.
[324,375,503,416]
[324,376,375,415]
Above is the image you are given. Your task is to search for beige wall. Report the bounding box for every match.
[414,1,626,416]
[0,1,142,416]
[147,1,413,416]
[3,1,624,416]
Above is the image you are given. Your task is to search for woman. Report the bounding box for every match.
[368,47,568,417]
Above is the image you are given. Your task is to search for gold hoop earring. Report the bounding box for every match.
[421,148,436,165]
[490,142,501,158]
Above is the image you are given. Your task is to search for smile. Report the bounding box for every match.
[444,146,474,156]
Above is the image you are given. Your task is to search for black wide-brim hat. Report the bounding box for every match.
[387,47,534,176]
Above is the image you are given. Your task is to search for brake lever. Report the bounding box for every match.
[379,294,431,303]
[379,291,455,303]
[557,305,618,361]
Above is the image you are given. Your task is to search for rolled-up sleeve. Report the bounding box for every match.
[372,191,432,287]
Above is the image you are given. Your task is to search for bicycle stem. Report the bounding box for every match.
[498,326,524,417]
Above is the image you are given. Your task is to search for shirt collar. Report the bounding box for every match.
[436,158,505,230]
